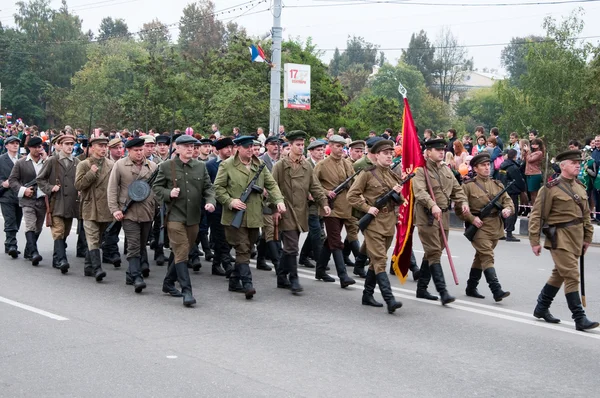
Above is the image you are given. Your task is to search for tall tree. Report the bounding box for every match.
[178,0,225,59]
[500,35,544,86]
[139,19,171,56]
[401,30,436,88]
[97,17,131,41]
[432,27,473,104]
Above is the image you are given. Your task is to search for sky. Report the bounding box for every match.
[1,0,600,73]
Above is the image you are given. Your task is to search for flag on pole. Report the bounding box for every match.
[6,113,12,119]
[391,97,425,283]
[249,44,267,63]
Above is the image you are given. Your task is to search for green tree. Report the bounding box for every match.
[97,17,131,41]
[178,0,225,59]
[500,35,544,86]
[455,87,504,132]
[402,30,436,89]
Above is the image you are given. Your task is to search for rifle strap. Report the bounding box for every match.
[556,181,585,216]
[472,180,495,201]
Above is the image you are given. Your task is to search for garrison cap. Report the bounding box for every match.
[286,130,308,142]
[156,135,170,145]
[57,135,75,145]
[349,140,366,149]
[233,136,255,147]
[27,136,43,147]
[175,135,198,145]
[89,136,109,145]
[5,136,20,145]
[125,137,145,149]
[555,149,583,162]
[470,152,491,167]
[108,138,123,148]
[328,134,346,145]
[265,136,282,145]
[365,136,384,149]
[213,137,234,150]
[424,138,447,150]
[371,139,395,154]
[307,140,326,150]
[143,135,156,144]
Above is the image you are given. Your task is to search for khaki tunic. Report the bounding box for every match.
[214,153,283,228]
[313,155,355,219]
[108,157,157,223]
[271,154,327,232]
[75,157,114,222]
[352,155,373,172]
[37,154,80,219]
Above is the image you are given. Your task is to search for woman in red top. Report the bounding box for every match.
[522,138,545,205]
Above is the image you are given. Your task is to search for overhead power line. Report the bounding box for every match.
[289,0,600,8]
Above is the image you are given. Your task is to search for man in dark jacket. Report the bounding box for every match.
[498,149,526,242]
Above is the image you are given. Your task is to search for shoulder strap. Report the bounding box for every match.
[556,181,584,216]
[472,180,494,201]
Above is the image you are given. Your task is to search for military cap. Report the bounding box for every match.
[80,138,88,146]
[5,136,20,145]
[27,136,43,147]
[555,149,583,162]
[175,135,198,145]
[143,135,156,144]
[172,133,182,142]
[199,138,212,145]
[156,135,170,145]
[470,152,491,167]
[328,134,346,145]
[424,138,447,149]
[124,138,145,149]
[51,134,63,145]
[233,136,255,148]
[213,137,234,150]
[253,140,261,146]
[282,142,289,148]
[108,137,122,148]
[371,139,395,154]
[366,137,384,149]
[57,135,75,145]
[307,140,326,150]
[286,130,307,142]
[349,140,366,149]
[265,136,282,145]
[89,136,109,145]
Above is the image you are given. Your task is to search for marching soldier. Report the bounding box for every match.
[75,136,115,282]
[348,140,366,163]
[313,134,357,288]
[102,137,124,267]
[108,138,157,294]
[37,135,80,274]
[455,152,513,301]
[347,140,405,313]
[214,136,285,300]
[150,135,170,265]
[154,134,170,163]
[271,131,330,293]
[529,150,598,331]
[412,139,469,304]
[194,137,214,265]
[153,135,216,307]
[0,136,23,258]
[8,137,46,265]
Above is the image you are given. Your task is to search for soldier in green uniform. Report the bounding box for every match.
[529,150,598,331]
[412,139,469,305]
[214,136,285,299]
[456,152,513,301]
[347,140,405,314]
[271,131,330,294]
[152,135,216,307]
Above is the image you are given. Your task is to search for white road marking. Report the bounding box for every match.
[166,355,178,359]
[0,295,69,321]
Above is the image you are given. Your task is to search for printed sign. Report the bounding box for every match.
[284,63,311,110]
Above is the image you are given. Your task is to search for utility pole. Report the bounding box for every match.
[268,0,282,137]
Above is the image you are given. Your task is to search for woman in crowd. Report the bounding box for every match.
[453,140,468,169]
[472,135,487,156]
[487,136,502,179]
[522,137,545,206]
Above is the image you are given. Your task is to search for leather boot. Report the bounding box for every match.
[274,242,291,289]
[90,249,106,282]
[84,251,94,276]
[506,232,520,242]
[376,272,403,314]
[415,260,438,300]
[533,283,561,323]
[7,233,18,258]
[128,256,147,293]
[343,239,355,267]
[484,267,510,302]
[332,249,355,288]
[256,239,272,271]
[162,254,182,297]
[465,268,485,299]
[566,291,599,331]
[189,254,202,272]
[52,241,60,268]
[200,232,213,261]
[430,262,455,305]
[238,263,255,299]
[266,240,280,271]
[26,231,42,266]
[212,262,227,276]
[141,251,150,277]
[362,269,383,307]
[410,251,420,281]
[175,261,196,307]
[55,239,69,274]
[349,240,366,278]
[154,247,165,266]
[228,266,244,293]
[299,255,316,268]
[315,243,335,282]
[286,255,303,294]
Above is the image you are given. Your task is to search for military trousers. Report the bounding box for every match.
[470,236,498,271]
[300,214,323,259]
[417,223,449,264]
[102,221,121,258]
[364,228,393,274]
[122,220,151,260]
[83,220,110,250]
[344,218,359,242]
[22,198,46,234]
[547,248,580,294]
[323,217,348,251]
[281,230,300,257]
[208,212,230,266]
[1,202,22,249]
[51,216,73,241]
[167,222,198,264]
[262,212,275,242]
[224,226,260,265]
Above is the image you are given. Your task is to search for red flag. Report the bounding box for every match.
[391,98,425,283]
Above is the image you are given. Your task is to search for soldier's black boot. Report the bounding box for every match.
[55,239,70,274]
[211,260,227,276]
[350,240,366,278]
[271,241,290,288]
[200,232,213,261]
[343,239,355,267]
[128,256,147,293]
[362,269,383,307]
[533,283,561,323]
[154,246,165,266]
[286,255,303,294]
[566,291,599,331]
[506,232,520,242]
[376,272,403,314]
[256,239,272,271]
[238,263,255,299]
[175,261,196,307]
[315,243,335,282]
[430,262,455,305]
[410,251,420,281]
[484,267,510,302]
[228,265,244,293]
[332,249,356,288]
[415,260,438,301]
[189,246,202,272]
[162,254,182,297]
[84,251,94,276]
[90,249,106,282]
[141,251,150,277]
[465,268,485,299]
[25,231,42,266]
[7,231,18,258]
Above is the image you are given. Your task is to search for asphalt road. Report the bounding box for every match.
[1,225,600,397]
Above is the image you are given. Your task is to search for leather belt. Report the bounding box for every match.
[551,218,583,229]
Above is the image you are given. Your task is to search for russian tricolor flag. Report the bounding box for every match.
[249,44,267,63]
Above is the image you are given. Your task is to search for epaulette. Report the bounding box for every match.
[463,177,475,184]
[365,165,377,172]
[546,177,560,188]
[493,180,505,189]
[576,179,585,187]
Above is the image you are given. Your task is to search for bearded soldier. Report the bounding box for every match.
[75,136,114,282]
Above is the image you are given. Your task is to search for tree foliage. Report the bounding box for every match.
[401,30,436,89]
[432,27,473,104]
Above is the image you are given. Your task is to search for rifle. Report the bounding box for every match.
[358,173,415,232]
[231,163,266,229]
[464,181,514,242]
[0,178,37,198]
[328,169,362,209]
